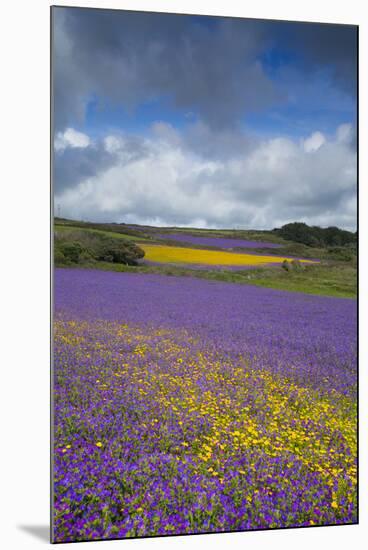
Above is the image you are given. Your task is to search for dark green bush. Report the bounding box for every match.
[291,259,305,271]
[275,222,356,248]
[54,230,145,266]
[58,241,83,263]
[282,259,305,272]
[326,247,354,262]
[54,249,67,265]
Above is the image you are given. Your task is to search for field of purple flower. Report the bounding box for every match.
[53,268,357,542]
[156,234,282,249]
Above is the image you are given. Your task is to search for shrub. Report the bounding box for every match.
[54,249,67,265]
[291,259,304,271]
[58,242,83,263]
[54,230,145,266]
[327,247,354,262]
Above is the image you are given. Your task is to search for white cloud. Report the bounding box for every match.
[54,122,357,231]
[54,127,91,152]
[303,131,326,153]
[336,123,354,144]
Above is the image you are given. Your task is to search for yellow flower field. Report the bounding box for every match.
[141,244,317,267]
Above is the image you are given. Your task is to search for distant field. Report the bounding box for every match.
[155,233,283,249]
[140,244,316,267]
[54,224,149,242]
[159,226,284,241]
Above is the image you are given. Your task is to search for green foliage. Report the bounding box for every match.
[274,222,356,248]
[54,230,144,267]
[282,260,304,273]
[57,241,83,263]
[326,247,355,262]
[290,259,304,271]
[54,249,67,264]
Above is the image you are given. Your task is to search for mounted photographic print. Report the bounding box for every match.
[51,6,358,543]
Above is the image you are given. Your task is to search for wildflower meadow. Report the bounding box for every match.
[53,268,357,542]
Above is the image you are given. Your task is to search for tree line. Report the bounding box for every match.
[273,222,357,248]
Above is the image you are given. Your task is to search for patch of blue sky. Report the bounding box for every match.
[244,62,356,139]
[244,106,355,141]
[81,94,197,138]
[260,46,301,78]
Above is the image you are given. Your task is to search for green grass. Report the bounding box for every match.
[54,224,149,242]
[55,260,356,299]
[247,264,357,298]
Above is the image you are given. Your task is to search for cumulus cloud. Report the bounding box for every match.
[54,122,357,231]
[303,131,326,153]
[51,9,357,231]
[336,123,354,144]
[54,127,91,151]
[53,132,152,193]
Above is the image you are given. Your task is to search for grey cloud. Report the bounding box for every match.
[52,7,281,131]
[183,121,257,160]
[53,141,116,193]
[53,134,150,193]
[295,24,357,94]
[52,8,357,133]
[263,20,357,94]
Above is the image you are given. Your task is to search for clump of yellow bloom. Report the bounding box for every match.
[141,244,316,267]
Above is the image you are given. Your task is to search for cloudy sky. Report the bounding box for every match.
[52,8,357,230]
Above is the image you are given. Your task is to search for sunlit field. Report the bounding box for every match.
[53,269,357,542]
[140,244,317,267]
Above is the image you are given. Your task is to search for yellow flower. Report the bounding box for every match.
[331,501,338,509]
[95,441,103,448]
[140,244,316,267]
[181,441,189,447]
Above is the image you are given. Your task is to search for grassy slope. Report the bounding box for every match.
[54,224,149,242]
[247,264,356,298]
